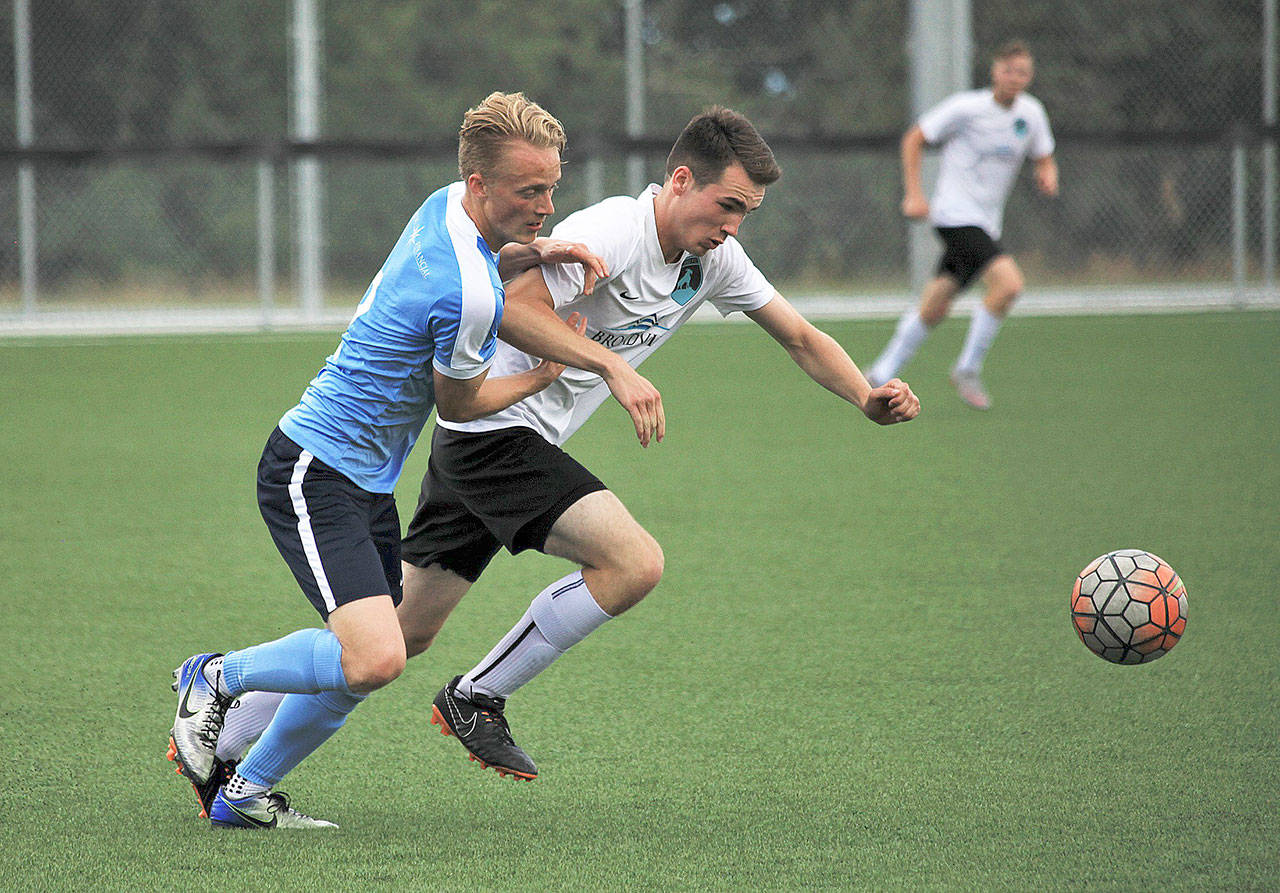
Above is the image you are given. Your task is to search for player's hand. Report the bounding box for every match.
[861,377,920,425]
[530,313,587,386]
[901,193,929,219]
[602,361,665,448]
[531,238,609,295]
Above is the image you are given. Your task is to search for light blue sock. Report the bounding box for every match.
[221,628,349,698]
[234,690,365,788]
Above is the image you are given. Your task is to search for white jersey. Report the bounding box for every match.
[918,88,1054,239]
[437,184,776,445]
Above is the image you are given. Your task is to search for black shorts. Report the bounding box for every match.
[401,425,607,583]
[257,427,403,620]
[935,225,1004,289]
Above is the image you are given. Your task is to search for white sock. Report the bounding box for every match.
[223,771,270,800]
[216,690,287,763]
[954,305,1004,374]
[460,571,612,700]
[869,310,930,383]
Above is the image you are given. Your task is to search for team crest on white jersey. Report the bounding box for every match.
[671,255,703,305]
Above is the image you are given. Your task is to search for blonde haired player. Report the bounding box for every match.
[166,92,650,828]
[868,40,1058,409]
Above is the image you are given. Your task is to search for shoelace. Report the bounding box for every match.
[469,695,516,746]
[195,693,229,750]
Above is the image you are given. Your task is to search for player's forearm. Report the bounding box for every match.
[500,301,622,379]
[1035,156,1059,195]
[438,369,553,423]
[787,327,872,410]
[496,243,541,283]
[901,129,926,198]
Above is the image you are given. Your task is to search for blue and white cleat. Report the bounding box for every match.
[169,652,230,787]
[209,788,338,830]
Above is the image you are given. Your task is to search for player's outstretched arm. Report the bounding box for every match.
[434,313,587,423]
[745,294,920,425]
[498,268,666,447]
[900,125,930,219]
[497,238,609,294]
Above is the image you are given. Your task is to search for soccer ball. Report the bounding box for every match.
[1070,549,1187,664]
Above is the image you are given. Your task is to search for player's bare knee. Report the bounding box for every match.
[344,641,406,692]
[920,305,948,326]
[617,536,664,609]
[637,536,665,594]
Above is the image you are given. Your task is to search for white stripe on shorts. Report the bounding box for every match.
[288,450,337,613]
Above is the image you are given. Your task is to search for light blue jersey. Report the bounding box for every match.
[279,181,504,493]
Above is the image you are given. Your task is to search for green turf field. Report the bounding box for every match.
[1,311,1277,890]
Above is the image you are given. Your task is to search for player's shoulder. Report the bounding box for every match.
[943,89,991,111]
[921,89,986,133]
[1016,92,1051,118]
[551,193,648,267]
[557,194,643,233]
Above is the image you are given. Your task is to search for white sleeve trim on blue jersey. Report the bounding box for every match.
[434,185,501,380]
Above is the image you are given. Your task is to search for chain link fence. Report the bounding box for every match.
[1,0,1274,331]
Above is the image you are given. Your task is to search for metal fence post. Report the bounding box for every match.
[1232,138,1247,300]
[258,157,276,326]
[14,0,38,314]
[292,0,324,320]
[1263,0,1276,294]
[623,0,645,196]
[906,0,972,294]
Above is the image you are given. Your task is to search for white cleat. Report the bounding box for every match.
[209,789,338,830]
[950,370,991,410]
[169,652,231,786]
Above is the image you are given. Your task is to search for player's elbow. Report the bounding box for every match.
[434,396,482,424]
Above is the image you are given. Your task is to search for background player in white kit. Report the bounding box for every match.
[867,40,1058,410]
[210,107,919,784]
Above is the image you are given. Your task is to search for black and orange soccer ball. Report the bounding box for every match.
[1071,549,1188,664]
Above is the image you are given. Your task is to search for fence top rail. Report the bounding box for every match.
[1,125,1276,164]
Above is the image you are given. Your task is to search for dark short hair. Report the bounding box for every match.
[994,39,1032,61]
[665,107,781,187]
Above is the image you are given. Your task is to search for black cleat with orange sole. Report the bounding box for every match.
[430,676,537,781]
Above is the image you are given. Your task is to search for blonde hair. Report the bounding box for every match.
[458,91,567,180]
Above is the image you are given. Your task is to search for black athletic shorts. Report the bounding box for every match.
[401,425,607,583]
[257,427,403,620]
[935,225,1004,289]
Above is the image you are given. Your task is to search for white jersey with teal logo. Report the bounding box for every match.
[918,89,1054,239]
[437,184,775,446]
[280,181,503,493]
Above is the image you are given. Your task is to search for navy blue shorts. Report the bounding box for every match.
[257,427,403,620]
[401,425,606,583]
[935,225,1004,289]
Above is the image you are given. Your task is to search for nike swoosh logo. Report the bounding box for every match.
[618,290,641,300]
[177,676,201,719]
[226,800,276,829]
[455,708,479,738]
